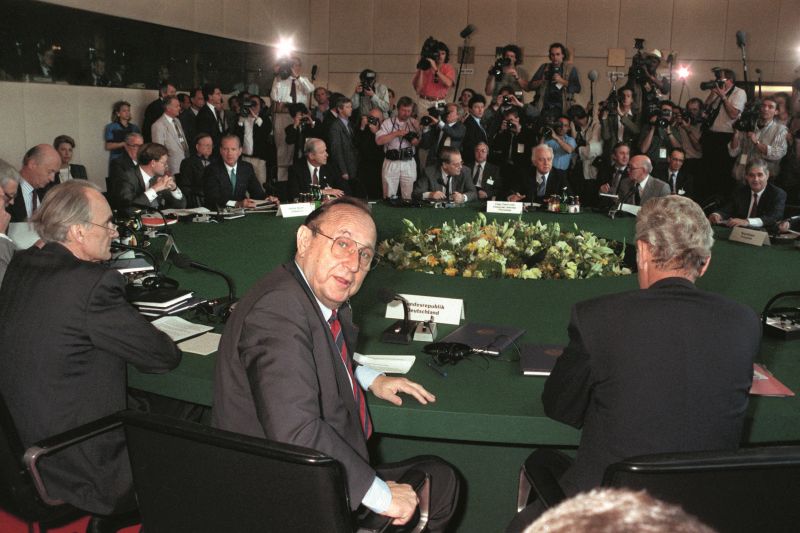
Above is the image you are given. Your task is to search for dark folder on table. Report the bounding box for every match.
[519,344,564,376]
[440,322,525,355]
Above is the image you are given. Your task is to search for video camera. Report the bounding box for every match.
[733,100,761,132]
[700,68,726,91]
[489,56,512,80]
[420,102,447,127]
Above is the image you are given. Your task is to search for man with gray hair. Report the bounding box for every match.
[0,159,20,285]
[708,160,786,230]
[507,144,571,203]
[616,154,670,206]
[0,180,180,530]
[509,195,760,531]
[9,144,60,222]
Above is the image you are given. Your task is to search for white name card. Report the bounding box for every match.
[277,203,315,218]
[729,226,770,246]
[619,203,641,217]
[385,294,465,326]
[486,201,523,214]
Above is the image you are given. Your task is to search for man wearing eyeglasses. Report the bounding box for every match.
[0,159,20,286]
[117,142,186,211]
[616,155,670,206]
[213,197,459,532]
[0,180,181,531]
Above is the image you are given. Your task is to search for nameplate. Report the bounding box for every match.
[729,226,770,247]
[277,203,315,218]
[619,203,641,217]
[385,294,465,326]
[486,201,523,214]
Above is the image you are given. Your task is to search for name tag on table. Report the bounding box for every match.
[729,226,770,246]
[277,203,315,218]
[385,294,465,325]
[487,201,523,214]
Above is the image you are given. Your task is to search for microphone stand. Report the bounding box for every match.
[737,39,752,100]
[452,30,473,103]
[608,180,637,219]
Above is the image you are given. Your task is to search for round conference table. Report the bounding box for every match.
[128,204,800,533]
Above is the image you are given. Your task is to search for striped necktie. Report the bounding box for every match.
[329,310,372,438]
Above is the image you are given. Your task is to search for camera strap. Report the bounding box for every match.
[704,86,735,131]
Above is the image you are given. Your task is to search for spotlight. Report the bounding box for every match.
[677,66,690,79]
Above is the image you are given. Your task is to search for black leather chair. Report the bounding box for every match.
[0,392,122,533]
[518,446,800,533]
[121,411,430,533]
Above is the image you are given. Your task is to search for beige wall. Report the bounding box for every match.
[4,0,797,188]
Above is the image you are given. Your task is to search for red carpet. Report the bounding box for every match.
[0,510,140,533]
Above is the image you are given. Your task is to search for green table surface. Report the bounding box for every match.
[128,205,800,532]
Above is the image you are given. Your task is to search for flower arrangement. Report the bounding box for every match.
[378,213,632,280]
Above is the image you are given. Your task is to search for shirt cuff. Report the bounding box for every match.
[144,189,158,203]
[747,217,764,228]
[255,116,263,127]
[171,188,184,200]
[362,476,392,513]
[355,364,383,390]
[0,233,11,242]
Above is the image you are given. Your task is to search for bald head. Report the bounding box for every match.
[21,144,60,189]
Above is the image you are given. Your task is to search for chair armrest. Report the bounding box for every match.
[518,449,572,511]
[23,413,123,505]
[356,469,430,533]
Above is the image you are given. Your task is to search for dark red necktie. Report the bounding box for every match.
[749,192,758,218]
[290,78,297,103]
[329,310,372,438]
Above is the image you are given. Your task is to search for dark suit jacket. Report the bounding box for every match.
[233,115,274,161]
[211,262,374,508]
[596,164,629,193]
[142,97,164,143]
[327,118,360,182]
[461,115,489,167]
[421,120,466,167]
[542,277,760,495]
[203,159,265,209]
[520,168,571,202]
[178,154,211,207]
[195,104,226,149]
[715,183,787,228]
[117,167,187,210]
[179,108,199,149]
[108,153,138,210]
[285,123,311,167]
[0,243,180,514]
[8,183,45,223]
[412,165,477,202]
[656,168,694,200]
[467,161,501,199]
[287,160,337,201]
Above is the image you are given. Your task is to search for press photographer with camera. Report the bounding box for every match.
[352,69,391,118]
[639,100,683,178]
[600,87,640,156]
[489,106,537,193]
[485,44,529,99]
[356,108,386,200]
[483,86,526,140]
[529,43,580,116]
[728,96,788,183]
[622,43,669,126]
[568,104,603,204]
[412,38,455,107]
[420,103,465,168]
[458,88,476,120]
[376,96,421,199]
[700,68,746,199]
[542,115,576,172]
[233,95,274,185]
[285,103,316,167]
[671,99,704,179]
[271,56,315,182]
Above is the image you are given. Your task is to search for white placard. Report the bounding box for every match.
[729,227,770,246]
[486,201,523,214]
[277,202,315,218]
[619,203,641,216]
[385,294,465,325]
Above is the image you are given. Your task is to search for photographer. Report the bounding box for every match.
[356,108,386,200]
[728,96,788,183]
[600,87,640,156]
[412,39,455,107]
[485,44,529,100]
[639,100,682,178]
[234,95,274,184]
[484,86,526,140]
[529,43,580,116]
[623,48,669,126]
[701,68,746,199]
[458,88,476,120]
[285,103,316,167]
[352,69,390,118]
[271,56,315,182]
[568,104,603,204]
[375,96,421,199]
[543,116,577,170]
[671,98,704,179]
[489,106,537,193]
[420,103,465,168]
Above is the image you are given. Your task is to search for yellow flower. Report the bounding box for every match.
[444,267,458,277]
[462,270,473,278]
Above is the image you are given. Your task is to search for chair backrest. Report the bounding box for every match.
[121,411,356,533]
[603,446,800,533]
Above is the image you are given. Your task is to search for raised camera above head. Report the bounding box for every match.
[417,36,443,70]
[359,69,376,89]
[277,58,294,80]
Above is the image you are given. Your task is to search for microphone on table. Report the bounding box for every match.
[377,288,418,344]
[171,252,237,319]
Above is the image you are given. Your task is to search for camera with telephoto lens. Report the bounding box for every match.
[420,102,446,127]
[539,125,553,139]
[417,36,442,70]
[599,90,619,114]
[359,69,376,92]
[277,59,293,80]
[240,99,254,117]
[700,68,726,91]
[488,56,512,80]
[733,100,761,132]
[656,107,672,129]
[403,131,419,142]
[366,115,380,126]
[546,63,563,82]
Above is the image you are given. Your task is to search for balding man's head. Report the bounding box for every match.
[21,145,60,189]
